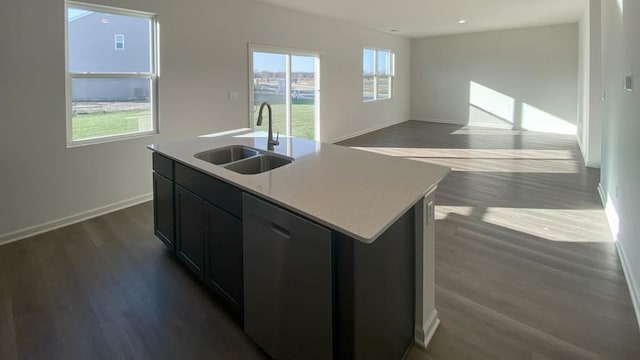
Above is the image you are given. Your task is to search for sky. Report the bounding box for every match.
[253,52,316,73]
[68,8,91,21]
[363,49,391,75]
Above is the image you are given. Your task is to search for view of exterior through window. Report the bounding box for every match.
[66,2,157,144]
[251,49,319,140]
[363,48,394,101]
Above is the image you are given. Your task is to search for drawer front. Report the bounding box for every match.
[174,162,242,218]
[152,153,174,180]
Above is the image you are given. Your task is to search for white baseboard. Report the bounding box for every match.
[584,160,600,169]
[577,137,601,168]
[410,116,465,125]
[577,136,588,166]
[0,193,153,246]
[598,184,620,240]
[597,183,607,210]
[329,118,408,143]
[616,241,640,331]
[414,309,440,349]
[598,184,640,330]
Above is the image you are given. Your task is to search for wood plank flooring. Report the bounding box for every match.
[339,121,640,360]
[0,121,638,359]
[0,205,267,360]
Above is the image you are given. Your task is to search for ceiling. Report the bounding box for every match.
[251,0,585,38]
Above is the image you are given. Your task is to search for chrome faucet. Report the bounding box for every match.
[256,101,279,151]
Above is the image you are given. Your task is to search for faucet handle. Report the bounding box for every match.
[274,132,280,145]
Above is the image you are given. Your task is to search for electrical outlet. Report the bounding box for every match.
[228,91,238,100]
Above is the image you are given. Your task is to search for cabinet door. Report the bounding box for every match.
[243,194,333,360]
[175,185,205,279]
[205,203,243,318]
[153,172,174,251]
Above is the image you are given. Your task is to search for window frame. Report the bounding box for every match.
[363,48,395,102]
[65,1,159,147]
[114,34,125,50]
[247,43,322,142]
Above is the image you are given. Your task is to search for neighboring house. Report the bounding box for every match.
[68,11,150,101]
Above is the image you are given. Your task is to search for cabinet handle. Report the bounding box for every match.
[270,223,290,239]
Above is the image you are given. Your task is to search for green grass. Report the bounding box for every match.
[72,110,151,141]
[73,104,315,141]
[253,103,315,140]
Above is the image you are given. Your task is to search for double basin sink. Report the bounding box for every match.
[194,145,293,175]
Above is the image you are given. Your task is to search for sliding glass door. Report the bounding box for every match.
[250,46,320,140]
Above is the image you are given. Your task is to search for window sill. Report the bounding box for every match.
[67,130,158,148]
[363,97,394,103]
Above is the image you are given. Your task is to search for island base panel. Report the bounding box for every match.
[335,207,415,360]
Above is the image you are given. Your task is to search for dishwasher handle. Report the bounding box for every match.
[269,223,290,239]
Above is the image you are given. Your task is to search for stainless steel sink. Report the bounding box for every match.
[195,145,293,174]
[194,146,258,165]
[224,154,293,175]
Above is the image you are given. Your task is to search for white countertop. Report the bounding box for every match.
[148,129,450,243]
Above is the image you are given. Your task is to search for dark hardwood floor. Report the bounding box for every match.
[0,121,638,359]
[339,121,640,360]
[0,205,267,360]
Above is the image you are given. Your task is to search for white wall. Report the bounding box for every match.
[577,0,603,168]
[0,0,410,242]
[410,24,579,135]
[600,0,640,322]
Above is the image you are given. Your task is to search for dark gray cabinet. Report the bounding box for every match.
[175,162,242,218]
[243,193,333,360]
[205,202,243,318]
[169,161,244,318]
[175,185,205,279]
[153,172,174,251]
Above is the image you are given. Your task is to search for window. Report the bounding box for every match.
[250,45,321,141]
[66,1,158,146]
[114,34,124,50]
[363,48,394,101]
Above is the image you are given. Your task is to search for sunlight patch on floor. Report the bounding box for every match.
[353,148,574,160]
[409,157,580,173]
[450,128,530,136]
[352,147,580,173]
[436,206,614,243]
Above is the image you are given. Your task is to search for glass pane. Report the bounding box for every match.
[68,7,151,73]
[363,76,375,101]
[291,55,316,140]
[363,48,374,76]
[115,34,124,50]
[377,76,391,100]
[377,50,391,76]
[71,77,152,141]
[253,52,287,137]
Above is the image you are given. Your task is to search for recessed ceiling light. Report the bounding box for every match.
[458,19,467,24]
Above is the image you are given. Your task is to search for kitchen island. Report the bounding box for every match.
[148,129,450,360]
